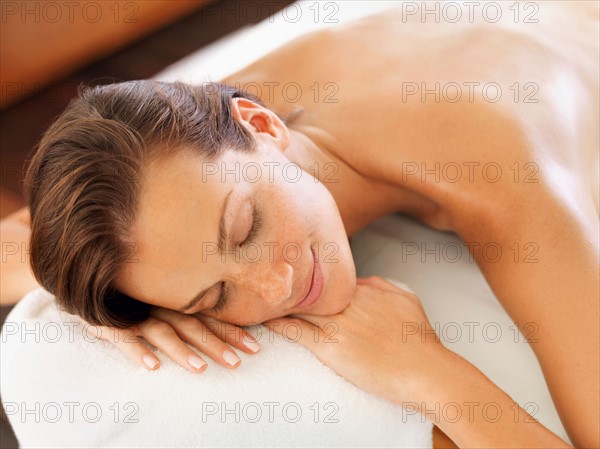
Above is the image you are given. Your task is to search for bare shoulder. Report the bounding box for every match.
[220,3,598,229]
[335,92,597,236]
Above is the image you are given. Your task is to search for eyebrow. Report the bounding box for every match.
[178,189,233,313]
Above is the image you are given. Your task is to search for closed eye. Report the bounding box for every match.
[210,205,262,313]
[240,205,262,247]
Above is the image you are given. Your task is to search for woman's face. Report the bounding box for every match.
[115,99,356,325]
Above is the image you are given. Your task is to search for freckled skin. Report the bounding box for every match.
[115,118,356,326]
[0,5,596,447]
[114,4,598,446]
[118,2,598,322]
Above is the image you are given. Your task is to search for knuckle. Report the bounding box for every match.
[204,320,226,335]
[143,320,174,337]
[140,316,160,327]
[178,318,204,335]
[220,322,242,335]
[177,314,199,325]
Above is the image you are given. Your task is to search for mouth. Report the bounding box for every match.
[294,245,324,309]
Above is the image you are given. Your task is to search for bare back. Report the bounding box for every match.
[222,2,600,225]
[222,5,600,445]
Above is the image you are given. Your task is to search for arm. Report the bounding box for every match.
[420,342,571,448]
[395,97,599,447]
[0,206,40,306]
[266,277,572,448]
[453,187,599,449]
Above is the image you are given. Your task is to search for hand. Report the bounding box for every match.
[264,276,449,404]
[84,308,261,373]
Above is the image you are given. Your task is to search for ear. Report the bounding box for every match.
[230,98,290,151]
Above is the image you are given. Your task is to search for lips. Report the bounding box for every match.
[294,246,324,309]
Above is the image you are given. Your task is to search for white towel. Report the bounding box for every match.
[0,283,432,448]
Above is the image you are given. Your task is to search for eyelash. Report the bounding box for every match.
[240,207,262,248]
[210,207,263,313]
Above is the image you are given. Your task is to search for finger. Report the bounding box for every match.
[107,331,162,371]
[263,317,322,351]
[149,310,242,369]
[137,317,209,373]
[195,315,261,354]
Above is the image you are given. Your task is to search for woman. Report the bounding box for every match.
[1,2,597,447]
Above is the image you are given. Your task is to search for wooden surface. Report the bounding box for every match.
[0,1,213,109]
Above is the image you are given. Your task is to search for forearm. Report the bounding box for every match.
[1,212,40,306]
[462,200,600,448]
[412,349,571,449]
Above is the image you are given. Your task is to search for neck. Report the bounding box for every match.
[284,126,419,236]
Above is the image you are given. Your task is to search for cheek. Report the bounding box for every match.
[272,177,338,231]
[217,301,273,326]
[261,182,312,239]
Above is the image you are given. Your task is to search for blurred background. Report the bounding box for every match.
[0,1,294,447]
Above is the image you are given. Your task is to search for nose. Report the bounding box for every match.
[237,259,294,305]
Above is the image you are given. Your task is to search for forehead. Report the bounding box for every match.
[135,151,223,234]
[115,151,229,301]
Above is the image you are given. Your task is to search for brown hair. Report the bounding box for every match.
[24,80,275,328]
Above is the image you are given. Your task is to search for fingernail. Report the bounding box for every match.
[188,354,207,370]
[223,350,241,366]
[243,335,261,353]
[143,354,159,369]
